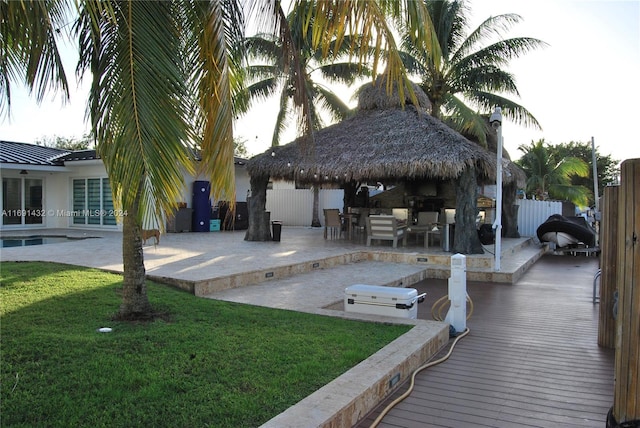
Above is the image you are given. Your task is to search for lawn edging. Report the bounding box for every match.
[260,317,449,427]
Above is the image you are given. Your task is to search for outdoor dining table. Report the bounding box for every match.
[342,212,360,240]
[406,224,441,248]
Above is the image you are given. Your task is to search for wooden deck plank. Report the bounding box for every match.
[356,254,614,428]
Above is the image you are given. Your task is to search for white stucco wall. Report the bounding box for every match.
[180,163,251,206]
[1,159,250,231]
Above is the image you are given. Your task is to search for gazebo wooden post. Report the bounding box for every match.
[598,185,618,349]
[608,158,640,426]
[452,164,484,254]
[244,174,272,241]
[502,180,520,238]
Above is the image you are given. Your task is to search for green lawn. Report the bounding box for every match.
[0,262,410,427]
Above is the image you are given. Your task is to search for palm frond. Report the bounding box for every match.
[244,34,282,62]
[453,13,523,62]
[468,91,542,129]
[456,37,548,73]
[453,66,518,94]
[303,0,430,107]
[1,0,71,116]
[424,0,468,61]
[548,183,592,207]
[187,0,241,205]
[554,156,590,179]
[442,94,489,147]
[244,76,282,105]
[515,139,591,205]
[272,88,292,146]
[313,84,352,122]
[79,1,193,226]
[316,62,371,85]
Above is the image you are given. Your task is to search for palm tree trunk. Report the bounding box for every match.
[245,174,272,241]
[311,186,321,227]
[118,195,153,319]
[452,165,484,254]
[502,181,520,238]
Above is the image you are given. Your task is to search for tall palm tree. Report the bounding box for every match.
[240,2,371,226]
[395,0,547,247]
[3,0,437,319]
[398,0,546,146]
[241,32,362,147]
[516,139,591,207]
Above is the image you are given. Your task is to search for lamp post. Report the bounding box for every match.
[490,107,503,271]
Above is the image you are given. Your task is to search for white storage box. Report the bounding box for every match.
[344,284,425,319]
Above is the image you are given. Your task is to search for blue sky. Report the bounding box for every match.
[2,0,639,164]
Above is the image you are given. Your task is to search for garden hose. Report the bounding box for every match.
[431,294,474,322]
[369,327,470,428]
[369,294,474,428]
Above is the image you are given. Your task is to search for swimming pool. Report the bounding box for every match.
[1,236,81,248]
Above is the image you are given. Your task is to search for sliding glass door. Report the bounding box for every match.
[2,177,44,226]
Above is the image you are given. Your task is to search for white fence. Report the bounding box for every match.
[515,199,562,237]
[266,189,343,226]
[266,189,562,236]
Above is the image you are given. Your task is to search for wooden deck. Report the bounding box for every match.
[356,254,614,428]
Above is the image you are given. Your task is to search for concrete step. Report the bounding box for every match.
[168,237,546,296]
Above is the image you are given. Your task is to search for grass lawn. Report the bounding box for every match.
[0,262,411,427]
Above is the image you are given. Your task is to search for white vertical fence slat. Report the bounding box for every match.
[265,189,562,233]
[516,199,562,237]
[265,189,343,226]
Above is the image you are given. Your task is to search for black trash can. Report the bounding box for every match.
[478,224,495,245]
[271,221,282,242]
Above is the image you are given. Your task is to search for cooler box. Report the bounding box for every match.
[209,219,221,231]
[344,284,425,319]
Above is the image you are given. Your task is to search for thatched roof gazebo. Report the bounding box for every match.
[245,77,525,254]
[248,79,524,187]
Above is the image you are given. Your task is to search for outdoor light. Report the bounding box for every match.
[287,162,291,167]
[490,107,502,129]
[491,106,503,272]
[271,152,275,157]
[19,170,28,175]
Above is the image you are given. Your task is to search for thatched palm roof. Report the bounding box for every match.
[247,77,525,187]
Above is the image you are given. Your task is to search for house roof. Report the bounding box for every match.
[0,140,70,166]
[1,140,248,168]
[57,149,100,162]
[247,77,525,187]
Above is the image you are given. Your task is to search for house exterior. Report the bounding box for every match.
[0,140,250,231]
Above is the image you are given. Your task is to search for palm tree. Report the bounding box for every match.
[516,139,592,207]
[395,0,547,246]
[398,0,546,146]
[240,2,371,226]
[3,0,437,319]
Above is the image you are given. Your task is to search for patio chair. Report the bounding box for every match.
[323,208,343,239]
[366,215,407,248]
[353,208,369,237]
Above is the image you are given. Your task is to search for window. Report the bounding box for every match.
[72,178,116,226]
[2,177,43,226]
